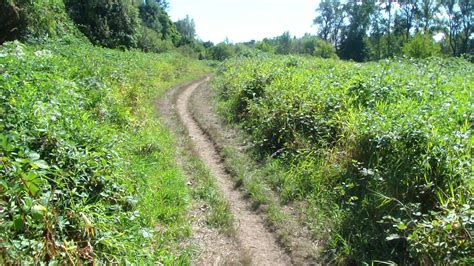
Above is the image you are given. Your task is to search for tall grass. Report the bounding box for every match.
[0,40,208,263]
[213,55,473,264]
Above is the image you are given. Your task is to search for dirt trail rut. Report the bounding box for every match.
[176,79,291,266]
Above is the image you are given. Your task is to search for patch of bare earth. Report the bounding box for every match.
[156,79,245,265]
[175,78,291,265]
[189,80,323,265]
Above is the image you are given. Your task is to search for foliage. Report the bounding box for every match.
[403,33,441,58]
[290,34,338,59]
[0,0,185,54]
[207,43,236,61]
[175,15,196,46]
[64,0,140,48]
[312,39,338,59]
[0,0,77,43]
[139,1,165,33]
[213,55,473,264]
[255,40,275,53]
[139,0,181,46]
[0,40,208,263]
[313,0,473,60]
[136,26,174,53]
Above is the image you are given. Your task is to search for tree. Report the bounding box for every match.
[154,0,169,10]
[314,0,345,49]
[138,0,181,45]
[398,0,420,39]
[0,3,21,43]
[314,0,470,59]
[458,0,473,55]
[403,32,440,58]
[202,41,214,49]
[367,2,385,60]
[175,15,196,45]
[439,0,473,56]
[276,31,292,54]
[65,0,140,48]
[139,1,163,33]
[208,43,235,60]
[256,39,275,53]
[314,0,339,41]
[338,0,375,61]
[417,0,440,33]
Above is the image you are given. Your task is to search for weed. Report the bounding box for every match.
[213,55,473,264]
[0,40,208,263]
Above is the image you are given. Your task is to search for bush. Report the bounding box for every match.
[207,43,235,61]
[313,39,338,59]
[0,40,208,263]
[0,0,76,43]
[65,0,140,48]
[403,33,441,59]
[136,26,174,53]
[213,55,473,264]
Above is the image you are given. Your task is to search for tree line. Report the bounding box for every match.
[314,0,473,61]
[1,0,471,61]
[0,0,202,55]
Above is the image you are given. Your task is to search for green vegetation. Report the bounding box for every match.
[199,34,338,62]
[0,0,77,43]
[213,55,473,264]
[1,0,200,55]
[182,142,234,235]
[314,0,473,61]
[0,39,208,263]
[1,0,472,264]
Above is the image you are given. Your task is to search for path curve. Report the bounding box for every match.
[176,79,291,266]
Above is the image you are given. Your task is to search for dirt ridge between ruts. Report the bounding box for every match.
[176,78,291,266]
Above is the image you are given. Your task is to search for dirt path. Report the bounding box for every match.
[176,79,291,266]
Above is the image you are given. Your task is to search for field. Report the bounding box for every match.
[212,54,473,264]
[0,39,208,264]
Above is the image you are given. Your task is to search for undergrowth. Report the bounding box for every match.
[0,39,208,263]
[213,55,473,264]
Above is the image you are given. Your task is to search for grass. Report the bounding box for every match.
[180,133,235,235]
[156,81,235,236]
[0,39,209,264]
[212,54,473,264]
[188,82,321,262]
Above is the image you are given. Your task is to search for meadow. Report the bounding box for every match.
[0,39,208,264]
[213,54,473,264]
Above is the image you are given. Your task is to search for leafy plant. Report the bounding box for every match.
[213,55,473,264]
[0,40,208,264]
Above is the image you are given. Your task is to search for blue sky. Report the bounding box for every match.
[168,0,320,43]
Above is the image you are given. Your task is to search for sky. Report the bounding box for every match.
[168,0,320,43]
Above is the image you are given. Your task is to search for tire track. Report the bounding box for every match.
[176,79,291,266]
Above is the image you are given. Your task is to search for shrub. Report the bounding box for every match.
[207,43,235,60]
[136,26,174,53]
[0,0,76,43]
[403,33,441,59]
[213,55,473,264]
[313,39,338,59]
[0,40,208,263]
[65,0,140,48]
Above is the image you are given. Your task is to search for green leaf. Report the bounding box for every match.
[22,172,46,196]
[397,222,407,230]
[386,234,401,241]
[13,215,24,231]
[28,152,40,161]
[31,160,49,169]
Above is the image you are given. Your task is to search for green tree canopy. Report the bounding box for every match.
[175,15,196,46]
